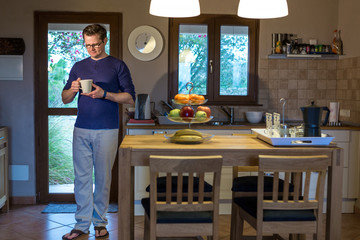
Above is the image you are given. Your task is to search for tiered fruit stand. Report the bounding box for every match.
[165,82,214,144]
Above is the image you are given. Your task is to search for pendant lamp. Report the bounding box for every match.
[237,0,288,19]
[149,0,200,18]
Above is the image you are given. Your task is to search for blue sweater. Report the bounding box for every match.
[63,56,136,129]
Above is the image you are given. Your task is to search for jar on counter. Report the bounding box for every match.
[310,45,315,53]
[324,45,331,53]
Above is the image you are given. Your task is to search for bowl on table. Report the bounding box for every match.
[245,111,264,124]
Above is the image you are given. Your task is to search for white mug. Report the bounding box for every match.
[79,79,93,93]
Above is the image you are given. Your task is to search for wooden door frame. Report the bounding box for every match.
[34,11,123,203]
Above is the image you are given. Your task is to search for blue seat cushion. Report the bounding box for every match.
[234,197,316,221]
[146,176,213,193]
[141,198,213,223]
[232,176,294,192]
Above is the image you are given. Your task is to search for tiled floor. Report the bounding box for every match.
[1,204,360,240]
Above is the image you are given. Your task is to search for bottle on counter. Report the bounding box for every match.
[275,33,282,54]
[331,30,341,54]
[281,34,288,54]
[271,33,278,54]
[338,30,343,55]
[331,30,337,54]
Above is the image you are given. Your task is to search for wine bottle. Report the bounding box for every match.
[331,30,338,54]
[338,30,343,55]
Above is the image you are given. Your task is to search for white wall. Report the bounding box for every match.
[0,0,357,198]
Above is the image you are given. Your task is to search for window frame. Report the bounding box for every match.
[168,14,260,106]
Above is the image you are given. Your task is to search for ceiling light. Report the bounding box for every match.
[237,0,288,19]
[149,0,200,18]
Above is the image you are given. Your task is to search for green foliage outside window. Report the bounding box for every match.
[178,34,208,95]
[178,31,248,96]
[220,34,248,95]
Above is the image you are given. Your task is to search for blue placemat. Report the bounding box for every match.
[42,203,118,213]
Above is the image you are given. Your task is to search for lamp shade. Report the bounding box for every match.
[237,0,288,19]
[150,0,200,18]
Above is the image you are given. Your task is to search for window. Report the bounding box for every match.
[169,15,259,105]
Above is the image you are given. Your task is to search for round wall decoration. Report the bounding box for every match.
[128,25,163,61]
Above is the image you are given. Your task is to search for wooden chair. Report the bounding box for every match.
[230,134,295,239]
[141,155,223,240]
[231,154,330,240]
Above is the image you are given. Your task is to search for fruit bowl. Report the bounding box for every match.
[167,116,213,124]
[172,99,208,105]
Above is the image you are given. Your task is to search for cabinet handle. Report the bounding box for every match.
[209,60,213,74]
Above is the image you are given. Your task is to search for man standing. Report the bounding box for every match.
[61,24,135,240]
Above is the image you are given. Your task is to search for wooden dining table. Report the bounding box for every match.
[118,134,343,240]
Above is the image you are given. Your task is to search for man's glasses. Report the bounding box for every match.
[84,41,104,49]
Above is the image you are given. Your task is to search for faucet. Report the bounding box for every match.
[220,106,234,124]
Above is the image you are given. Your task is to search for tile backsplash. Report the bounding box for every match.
[336,57,360,124]
[250,57,360,124]
[167,57,360,124]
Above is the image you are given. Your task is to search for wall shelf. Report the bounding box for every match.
[268,54,339,60]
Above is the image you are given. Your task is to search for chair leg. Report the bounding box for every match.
[231,204,244,240]
[230,201,237,240]
[144,214,150,240]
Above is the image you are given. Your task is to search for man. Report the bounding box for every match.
[62,24,135,240]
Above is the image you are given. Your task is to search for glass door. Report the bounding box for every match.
[47,24,110,194]
[35,12,122,203]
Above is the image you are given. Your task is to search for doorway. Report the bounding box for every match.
[35,12,123,203]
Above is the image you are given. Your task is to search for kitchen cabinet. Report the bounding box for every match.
[322,130,360,213]
[0,127,9,212]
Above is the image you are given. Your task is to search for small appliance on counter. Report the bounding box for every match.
[134,94,151,120]
[300,101,330,137]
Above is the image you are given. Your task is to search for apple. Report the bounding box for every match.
[180,106,194,118]
[195,110,207,120]
[169,109,181,118]
[197,106,211,118]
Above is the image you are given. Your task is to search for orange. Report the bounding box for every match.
[189,94,205,103]
[174,94,189,104]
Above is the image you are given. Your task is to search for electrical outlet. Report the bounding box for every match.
[340,109,350,118]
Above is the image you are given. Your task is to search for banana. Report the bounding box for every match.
[174,129,202,137]
[172,135,203,143]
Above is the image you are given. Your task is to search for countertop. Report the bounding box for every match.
[125,122,360,131]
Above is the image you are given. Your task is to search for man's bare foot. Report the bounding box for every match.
[62,229,86,240]
[94,226,109,239]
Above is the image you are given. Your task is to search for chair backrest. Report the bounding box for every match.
[257,155,330,216]
[148,155,223,239]
[149,155,223,213]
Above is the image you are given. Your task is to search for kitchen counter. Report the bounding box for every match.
[125,122,360,131]
[118,134,343,240]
